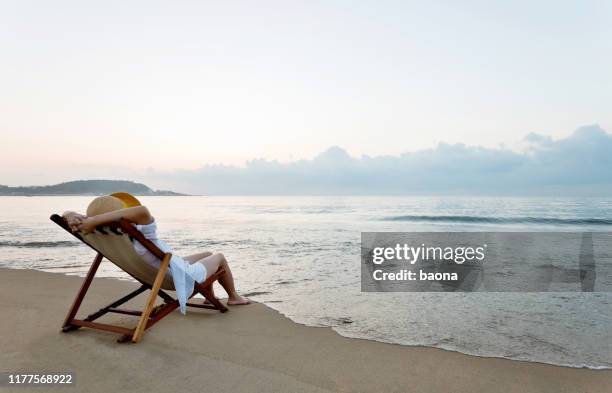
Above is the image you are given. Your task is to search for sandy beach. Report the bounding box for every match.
[1,267,611,393]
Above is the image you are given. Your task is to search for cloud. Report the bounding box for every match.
[141,125,612,196]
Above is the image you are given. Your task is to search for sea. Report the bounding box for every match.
[1,196,611,369]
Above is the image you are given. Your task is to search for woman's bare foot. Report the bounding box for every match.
[227,295,251,305]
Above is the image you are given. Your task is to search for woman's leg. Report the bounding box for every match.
[184,251,212,263]
[198,252,250,305]
[185,251,215,300]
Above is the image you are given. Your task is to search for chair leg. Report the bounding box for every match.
[131,253,172,343]
[62,253,103,331]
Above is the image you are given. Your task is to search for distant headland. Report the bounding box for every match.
[0,180,187,196]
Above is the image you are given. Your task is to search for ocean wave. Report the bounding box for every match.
[0,240,79,248]
[177,238,263,247]
[383,215,612,225]
[328,325,612,370]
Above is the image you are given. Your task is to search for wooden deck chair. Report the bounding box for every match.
[50,214,228,343]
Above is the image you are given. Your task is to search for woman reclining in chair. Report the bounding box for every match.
[62,194,250,313]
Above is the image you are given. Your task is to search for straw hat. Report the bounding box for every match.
[111,192,142,208]
[86,192,142,217]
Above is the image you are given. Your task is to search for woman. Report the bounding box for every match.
[63,194,249,313]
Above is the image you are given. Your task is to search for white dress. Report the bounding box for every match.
[132,221,207,314]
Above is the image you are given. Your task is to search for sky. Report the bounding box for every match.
[1,1,611,193]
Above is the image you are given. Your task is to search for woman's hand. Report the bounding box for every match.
[78,217,98,234]
[63,211,86,233]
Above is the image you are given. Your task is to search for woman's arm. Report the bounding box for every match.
[79,206,153,234]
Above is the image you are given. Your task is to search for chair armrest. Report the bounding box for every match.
[117,219,167,260]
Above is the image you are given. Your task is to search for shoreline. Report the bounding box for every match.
[258,281,610,371]
[2,267,611,392]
